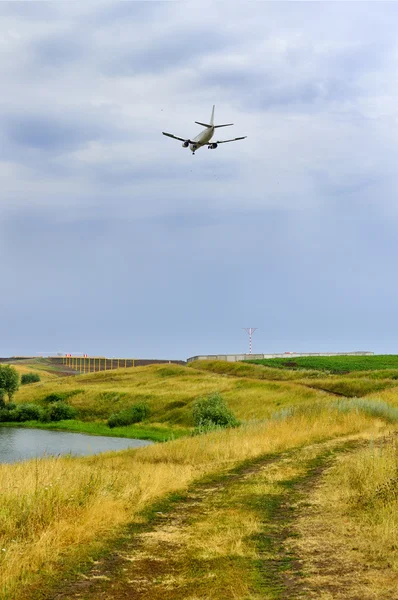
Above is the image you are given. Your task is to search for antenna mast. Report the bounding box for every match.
[243,328,258,355]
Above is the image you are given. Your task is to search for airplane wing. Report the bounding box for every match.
[210,136,247,145]
[162,132,190,143]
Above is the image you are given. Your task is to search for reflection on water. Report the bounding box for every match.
[0,427,152,463]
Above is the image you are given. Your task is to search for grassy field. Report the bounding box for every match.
[1,358,398,598]
[188,358,321,380]
[8,359,60,383]
[190,359,398,398]
[12,363,333,428]
[0,404,388,600]
[247,354,398,373]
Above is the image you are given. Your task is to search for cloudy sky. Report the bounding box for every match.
[1,1,398,359]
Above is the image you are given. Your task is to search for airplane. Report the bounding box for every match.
[162,105,247,155]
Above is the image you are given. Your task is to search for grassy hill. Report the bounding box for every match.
[13,363,333,428]
[9,359,61,383]
[189,359,398,398]
[13,359,398,436]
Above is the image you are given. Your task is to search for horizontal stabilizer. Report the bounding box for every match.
[195,121,212,127]
[214,123,234,128]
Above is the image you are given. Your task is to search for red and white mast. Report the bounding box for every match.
[243,328,258,355]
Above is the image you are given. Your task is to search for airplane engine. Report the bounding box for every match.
[208,143,218,149]
[182,140,189,148]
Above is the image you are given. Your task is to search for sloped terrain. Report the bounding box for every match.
[13,363,333,425]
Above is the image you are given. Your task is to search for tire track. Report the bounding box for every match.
[34,436,373,600]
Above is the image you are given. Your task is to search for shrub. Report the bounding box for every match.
[0,403,44,422]
[15,403,44,422]
[43,393,66,403]
[43,390,83,403]
[47,402,77,421]
[192,393,240,430]
[108,411,132,428]
[0,408,16,422]
[21,373,41,385]
[108,403,151,428]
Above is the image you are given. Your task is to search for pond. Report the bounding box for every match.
[0,427,152,463]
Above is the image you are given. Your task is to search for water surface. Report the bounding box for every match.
[0,427,152,463]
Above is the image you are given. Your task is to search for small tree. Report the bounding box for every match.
[0,365,20,402]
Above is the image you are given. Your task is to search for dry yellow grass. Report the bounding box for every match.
[292,433,398,599]
[13,364,333,424]
[8,362,58,383]
[0,406,384,599]
[370,386,398,407]
[330,435,398,565]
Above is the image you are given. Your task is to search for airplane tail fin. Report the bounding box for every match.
[194,106,233,128]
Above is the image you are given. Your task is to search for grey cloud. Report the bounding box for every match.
[30,34,87,67]
[1,2,398,356]
[198,41,382,112]
[102,29,231,76]
[0,104,132,160]
[2,114,100,151]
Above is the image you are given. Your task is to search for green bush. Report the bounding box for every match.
[0,408,16,422]
[47,402,77,421]
[192,393,240,430]
[43,393,66,403]
[21,373,41,385]
[0,403,44,422]
[43,390,83,403]
[16,403,44,422]
[108,403,151,428]
[108,411,133,428]
[0,401,77,423]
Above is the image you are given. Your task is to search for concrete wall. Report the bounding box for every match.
[186,351,374,363]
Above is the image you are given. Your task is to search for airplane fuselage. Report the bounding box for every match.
[190,126,214,154]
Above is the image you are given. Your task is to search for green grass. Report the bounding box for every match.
[0,420,188,442]
[189,360,398,399]
[300,378,398,397]
[189,359,322,380]
[13,363,333,428]
[247,355,398,374]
